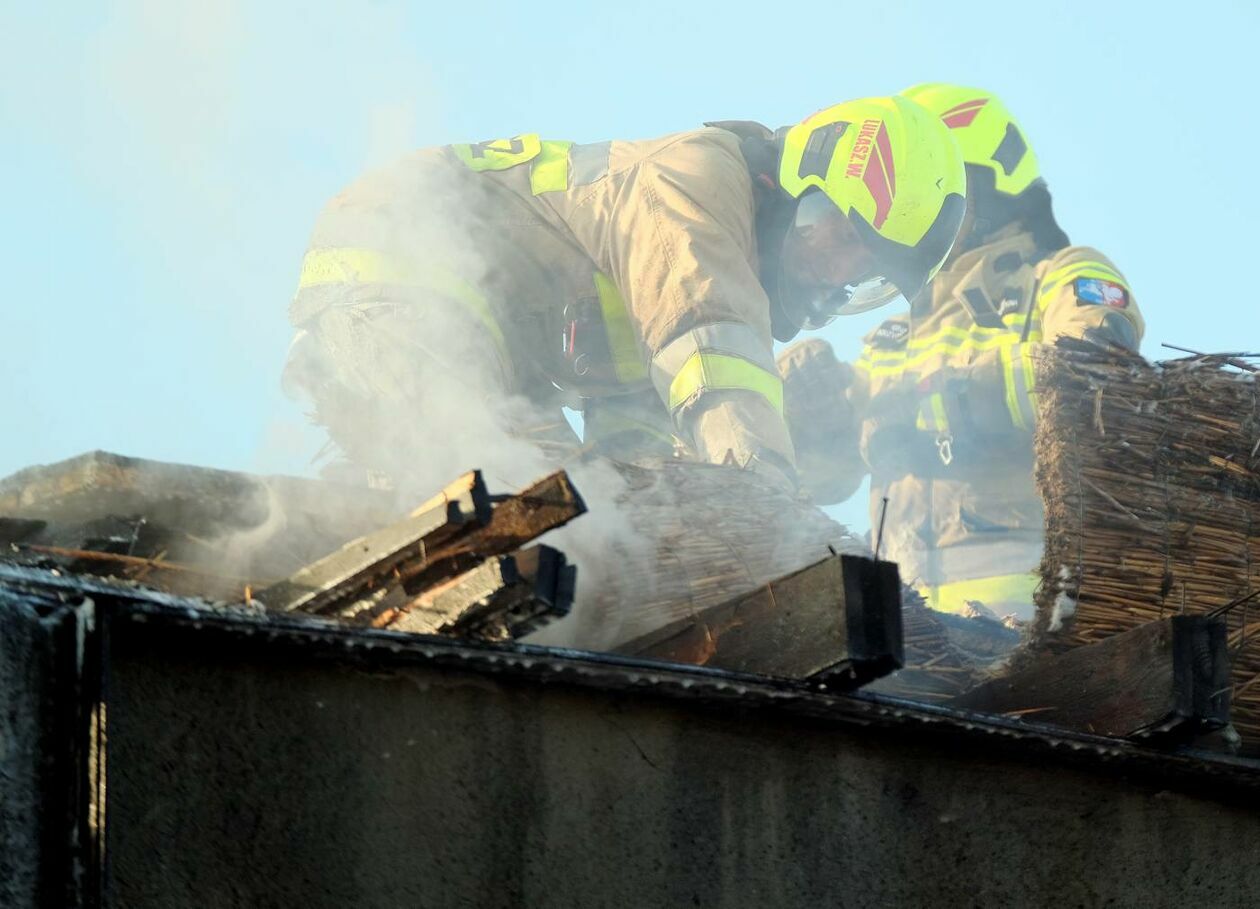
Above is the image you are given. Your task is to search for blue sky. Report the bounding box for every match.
[2,1,1256,532]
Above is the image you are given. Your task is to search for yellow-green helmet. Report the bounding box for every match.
[772,95,966,337]
[901,83,1040,197]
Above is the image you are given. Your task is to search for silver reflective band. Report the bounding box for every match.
[649,322,776,401]
[569,141,611,186]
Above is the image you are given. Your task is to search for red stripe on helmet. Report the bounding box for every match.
[940,98,988,129]
[875,120,895,197]
[863,122,896,228]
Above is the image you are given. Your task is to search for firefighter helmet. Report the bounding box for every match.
[901,83,1040,197]
[772,95,966,337]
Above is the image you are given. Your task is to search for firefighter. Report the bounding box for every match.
[283,97,965,493]
[778,84,1144,620]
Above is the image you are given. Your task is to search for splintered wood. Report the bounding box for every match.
[262,470,584,640]
[617,554,903,688]
[866,593,982,703]
[1031,343,1260,747]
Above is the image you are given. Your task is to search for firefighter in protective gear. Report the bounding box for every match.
[778,84,1144,620]
[285,97,966,491]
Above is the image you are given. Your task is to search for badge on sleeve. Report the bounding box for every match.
[1074,277,1129,309]
[870,319,909,349]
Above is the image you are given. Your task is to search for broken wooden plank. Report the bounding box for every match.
[380,545,575,640]
[395,470,587,594]
[615,554,903,688]
[258,471,492,614]
[263,470,585,619]
[952,615,1231,740]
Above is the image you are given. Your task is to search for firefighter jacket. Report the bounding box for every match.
[287,128,794,478]
[778,225,1144,616]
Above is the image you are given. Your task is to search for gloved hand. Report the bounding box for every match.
[862,380,927,474]
[777,338,858,452]
[1082,311,1140,351]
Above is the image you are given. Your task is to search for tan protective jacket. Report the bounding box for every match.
[779,226,1144,611]
[288,128,792,472]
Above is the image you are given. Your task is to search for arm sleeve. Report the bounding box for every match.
[593,131,794,465]
[1035,246,1145,348]
[911,247,1144,437]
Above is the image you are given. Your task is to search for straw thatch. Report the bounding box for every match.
[1030,341,1260,746]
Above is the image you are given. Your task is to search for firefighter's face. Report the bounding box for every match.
[779,191,895,326]
[782,192,879,293]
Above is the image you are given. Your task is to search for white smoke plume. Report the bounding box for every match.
[3,5,861,651]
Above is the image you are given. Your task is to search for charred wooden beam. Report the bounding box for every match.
[952,615,1231,740]
[381,545,575,640]
[615,554,903,688]
[263,470,585,619]
[258,471,492,614]
[395,470,586,593]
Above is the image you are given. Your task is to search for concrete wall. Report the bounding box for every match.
[102,610,1260,909]
[6,568,1260,909]
[0,589,93,909]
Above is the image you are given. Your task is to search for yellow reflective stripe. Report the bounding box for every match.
[1020,344,1038,416]
[295,248,507,359]
[451,134,543,172]
[999,343,1026,430]
[298,247,415,289]
[583,407,675,447]
[594,273,648,384]
[858,332,1021,377]
[428,268,509,358]
[905,323,1008,348]
[1042,260,1126,290]
[915,392,950,431]
[1037,261,1128,310]
[668,352,784,415]
[530,140,573,195]
[919,572,1039,615]
[859,320,1023,365]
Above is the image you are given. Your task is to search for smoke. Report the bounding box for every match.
[3,6,861,650]
[275,149,669,647]
[0,2,445,477]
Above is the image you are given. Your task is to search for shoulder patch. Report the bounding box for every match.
[1074,277,1129,309]
[869,319,909,348]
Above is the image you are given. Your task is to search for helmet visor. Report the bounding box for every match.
[778,191,900,329]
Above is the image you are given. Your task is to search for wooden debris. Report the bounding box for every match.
[394,470,586,594]
[10,544,255,601]
[261,469,585,643]
[615,554,903,688]
[381,545,575,640]
[865,592,986,703]
[257,471,493,614]
[0,450,402,582]
[1029,343,1260,746]
[552,459,867,649]
[954,616,1230,740]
